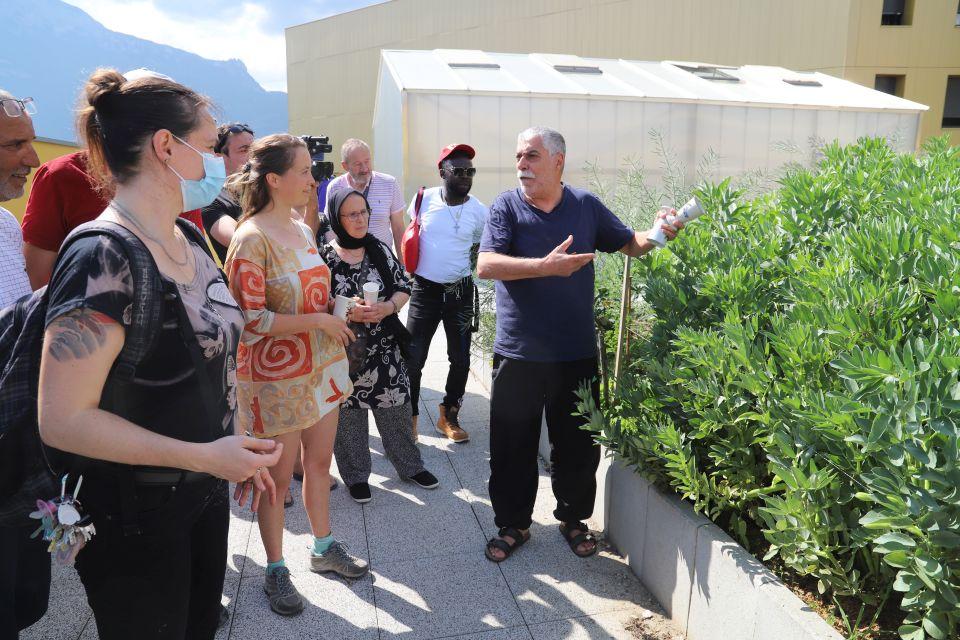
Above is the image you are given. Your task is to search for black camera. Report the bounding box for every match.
[300,135,335,183]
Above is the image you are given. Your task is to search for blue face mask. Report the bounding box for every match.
[167,135,227,212]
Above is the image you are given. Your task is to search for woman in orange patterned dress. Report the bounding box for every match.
[225,135,368,617]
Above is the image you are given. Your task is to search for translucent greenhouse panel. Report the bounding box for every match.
[876,112,905,148]
[436,94,471,150]
[694,104,724,179]
[372,70,404,188]
[407,93,441,178]
[854,111,880,141]
[719,106,748,176]
[640,102,671,182]
[791,109,818,155]
[837,111,859,145]
[668,103,697,180]
[468,95,501,168]
[558,99,591,177]
[614,101,648,169]
[584,100,618,184]
[743,107,772,174]
[815,110,841,146]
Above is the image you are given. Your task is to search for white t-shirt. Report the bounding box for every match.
[0,207,32,308]
[325,171,404,250]
[409,187,487,284]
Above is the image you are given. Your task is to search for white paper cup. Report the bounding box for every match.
[362,281,380,306]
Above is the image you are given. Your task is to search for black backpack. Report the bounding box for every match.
[0,218,213,525]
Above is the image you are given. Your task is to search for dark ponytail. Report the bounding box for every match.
[76,68,210,187]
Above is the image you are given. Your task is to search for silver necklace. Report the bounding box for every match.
[110,200,191,267]
[442,190,465,234]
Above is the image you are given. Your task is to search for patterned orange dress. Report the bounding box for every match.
[225,220,352,437]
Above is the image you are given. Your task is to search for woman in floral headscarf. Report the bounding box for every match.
[320,188,439,505]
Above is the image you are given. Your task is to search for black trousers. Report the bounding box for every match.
[488,354,602,531]
[0,522,50,639]
[75,475,229,640]
[405,275,474,417]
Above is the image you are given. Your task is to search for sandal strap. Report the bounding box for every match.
[487,538,513,554]
[497,526,526,544]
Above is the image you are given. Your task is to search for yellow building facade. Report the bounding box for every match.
[6,137,79,221]
[286,0,960,151]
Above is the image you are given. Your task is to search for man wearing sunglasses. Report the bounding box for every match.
[0,89,47,639]
[405,144,487,442]
[0,90,38,308]
[202,122,254,264]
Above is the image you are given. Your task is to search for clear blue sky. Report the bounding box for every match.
[62,0,385,92]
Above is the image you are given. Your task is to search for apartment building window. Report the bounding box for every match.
[944,77,960,127]
[881,0,913,25]
[875,74,905,97]
[955,0,960,26]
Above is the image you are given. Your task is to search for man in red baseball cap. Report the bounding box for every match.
[404,143,487,441]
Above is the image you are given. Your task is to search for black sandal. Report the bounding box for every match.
[284,492,294,509]
[485,527,530,563]
[560,522,598,558]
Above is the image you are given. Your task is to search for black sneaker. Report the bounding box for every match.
[218,604,229,628]
[408,470,440,489]
[348,482,372,503]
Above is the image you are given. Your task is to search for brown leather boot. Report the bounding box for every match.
[412,414,418,439]
[436,404,469,443]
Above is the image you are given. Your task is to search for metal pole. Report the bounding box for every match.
[613,255,632,394]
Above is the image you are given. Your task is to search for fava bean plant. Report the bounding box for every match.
[580,137,960,640]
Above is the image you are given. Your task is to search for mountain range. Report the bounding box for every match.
[1,0,287,142]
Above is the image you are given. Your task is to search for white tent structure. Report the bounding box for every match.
[372,49,928,206]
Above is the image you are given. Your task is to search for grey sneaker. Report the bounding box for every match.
[263,566,304,616]
[310,540,369,578]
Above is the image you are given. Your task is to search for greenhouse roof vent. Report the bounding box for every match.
[553,64,603,74]
[673,63,740,83]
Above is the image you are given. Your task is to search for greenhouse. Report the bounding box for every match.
[372,48,928,205]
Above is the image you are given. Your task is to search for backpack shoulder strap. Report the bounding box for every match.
[55,221,165,384]
[414,186,425,220]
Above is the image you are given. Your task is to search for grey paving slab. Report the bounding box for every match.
[373,553,524,639]
[496,533,648,625]
[21,561,90,640]
[245,500,367,578]
[527,609,651,640]
[229,573,377,640]
[445,626,534,640]
[364,496,485,565]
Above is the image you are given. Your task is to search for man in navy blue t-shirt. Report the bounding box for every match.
[477,126,682,562]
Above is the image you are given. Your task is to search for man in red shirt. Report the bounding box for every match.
[21,150,205,288]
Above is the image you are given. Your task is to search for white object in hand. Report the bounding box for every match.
[362,282,380,327]
[648,197,705,248]
[333,295,356,321]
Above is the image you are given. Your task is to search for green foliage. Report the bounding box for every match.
[581,136,960,639]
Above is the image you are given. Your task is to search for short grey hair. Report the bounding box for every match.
[341,138,371,163]
[518,126,565,156]
[0,89,13,101]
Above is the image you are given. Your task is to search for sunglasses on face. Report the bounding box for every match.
[444,167,476,178]
[1,97,37,118]
[339,210,370,222]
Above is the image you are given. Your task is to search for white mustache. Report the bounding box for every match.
[517,170,536,180]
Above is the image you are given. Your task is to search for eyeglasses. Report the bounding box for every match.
[215,123,253,152]
[1,97,37,118]
[444,167,476,178]
[339,210,370,222]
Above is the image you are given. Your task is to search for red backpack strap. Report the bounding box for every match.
[413,186,425,222]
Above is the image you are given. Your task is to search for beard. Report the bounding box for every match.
[0,177,25,201]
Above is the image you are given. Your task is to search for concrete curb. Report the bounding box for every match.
[601,457,844,640]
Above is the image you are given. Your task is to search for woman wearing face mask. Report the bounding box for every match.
[37,69,282,639]
[322,190,439,504]
[225,134,365,618]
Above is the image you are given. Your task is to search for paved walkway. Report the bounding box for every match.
[23,327,668,640]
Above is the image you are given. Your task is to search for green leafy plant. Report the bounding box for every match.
[581,136,960,639]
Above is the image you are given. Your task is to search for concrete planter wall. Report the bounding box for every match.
[598,458,843,640]
[470,358,841,640]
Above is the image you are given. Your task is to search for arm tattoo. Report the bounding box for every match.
[48,310,114,362]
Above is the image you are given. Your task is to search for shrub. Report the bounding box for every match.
[581,137,960,640]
